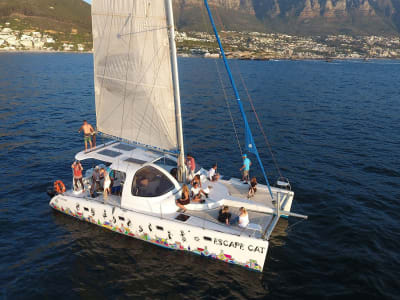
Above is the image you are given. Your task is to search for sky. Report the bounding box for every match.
[84,0,91,4]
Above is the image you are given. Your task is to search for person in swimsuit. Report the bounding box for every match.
[190,174,202,188]
[176,184,190,212]
[78,120,95,151]
[71,160,84,192]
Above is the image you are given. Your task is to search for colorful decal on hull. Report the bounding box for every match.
[50,203,263,271]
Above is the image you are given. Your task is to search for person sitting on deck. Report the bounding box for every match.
[233,207,249,228]
[248,177,258,198]
[218,205,231,225]
[190,181,206,203]
[176,184,190,213]
[207,164,220,181]
[191,174,202,187]
[71,160,84,192]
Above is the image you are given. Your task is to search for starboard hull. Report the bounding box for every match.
[50,194,269,272]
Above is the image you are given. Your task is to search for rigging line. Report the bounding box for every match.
[98,23,167,127]
[213,7,283,178]
[96,2,115,129]
[285,218,306,233]
[118,2,135,141]
[97,43,167,127]
[214,59,243,156]
[117,26,169,37]
[237,72,283,178]
[199,3,243,156]
[134,45,171,145]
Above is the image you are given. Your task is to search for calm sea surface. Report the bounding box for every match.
[0,53,399,299]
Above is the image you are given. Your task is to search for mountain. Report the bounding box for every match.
[173,0,400,35]
[0,0,91,34]
[0,0,399,37]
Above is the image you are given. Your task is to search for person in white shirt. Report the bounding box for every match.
[233,207,249,228]
[207,164,220,181]
[190,181,206,203]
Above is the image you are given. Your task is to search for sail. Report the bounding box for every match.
[92,0,178,152]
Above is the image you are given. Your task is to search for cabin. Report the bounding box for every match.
[75,141,181,214]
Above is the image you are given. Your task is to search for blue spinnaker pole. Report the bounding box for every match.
[204,0,274,199]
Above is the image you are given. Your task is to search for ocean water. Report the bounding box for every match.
[0,53,399,299]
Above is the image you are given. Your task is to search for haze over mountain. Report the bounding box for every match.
[0,0,399,36]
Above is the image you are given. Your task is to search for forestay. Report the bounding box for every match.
[92,0,178,152]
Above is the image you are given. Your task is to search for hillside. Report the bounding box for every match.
[0,0,399,42]
[0,0,91,35]
[173,0,400,35]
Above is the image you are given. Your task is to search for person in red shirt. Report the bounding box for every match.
[71,160,84,192]
[186,153,196,180]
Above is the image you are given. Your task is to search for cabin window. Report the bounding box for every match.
[131,166,175,197]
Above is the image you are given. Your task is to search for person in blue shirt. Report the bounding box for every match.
[239,154,252,184]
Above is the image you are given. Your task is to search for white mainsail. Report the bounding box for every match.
[92,0,178,152]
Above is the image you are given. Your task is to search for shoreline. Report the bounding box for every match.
[0,49,398,60]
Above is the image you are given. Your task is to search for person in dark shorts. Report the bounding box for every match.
[248,177,258,198]
[218,206,231,225]
[176,184,190,212]
[90,166,101,197]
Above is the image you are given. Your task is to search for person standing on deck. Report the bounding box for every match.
[78,120,95,151]
[100,168,111,200]
[185,153,196,181]
[72,160,84,192]
[240,154,252,184]
[90,166,101,197]
[91,126,97,148]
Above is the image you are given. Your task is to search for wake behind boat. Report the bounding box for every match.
[49,0,307,272]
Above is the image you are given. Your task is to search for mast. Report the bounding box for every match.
[204,0,274,198]
[166,0,186,182]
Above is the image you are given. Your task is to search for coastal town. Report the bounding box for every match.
[1,21,400,59]
[176,31,400,60]
[0,22,87,52]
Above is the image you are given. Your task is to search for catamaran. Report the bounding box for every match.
[49,0,307,272]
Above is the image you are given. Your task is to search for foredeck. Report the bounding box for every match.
[184,206,274,238]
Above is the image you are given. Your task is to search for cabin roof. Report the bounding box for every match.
[75,141,173,170]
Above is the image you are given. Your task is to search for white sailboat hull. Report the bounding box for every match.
[50,193,269,272]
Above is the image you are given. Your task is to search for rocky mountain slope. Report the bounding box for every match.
[173,0,400,35]
[0,0,399,36]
